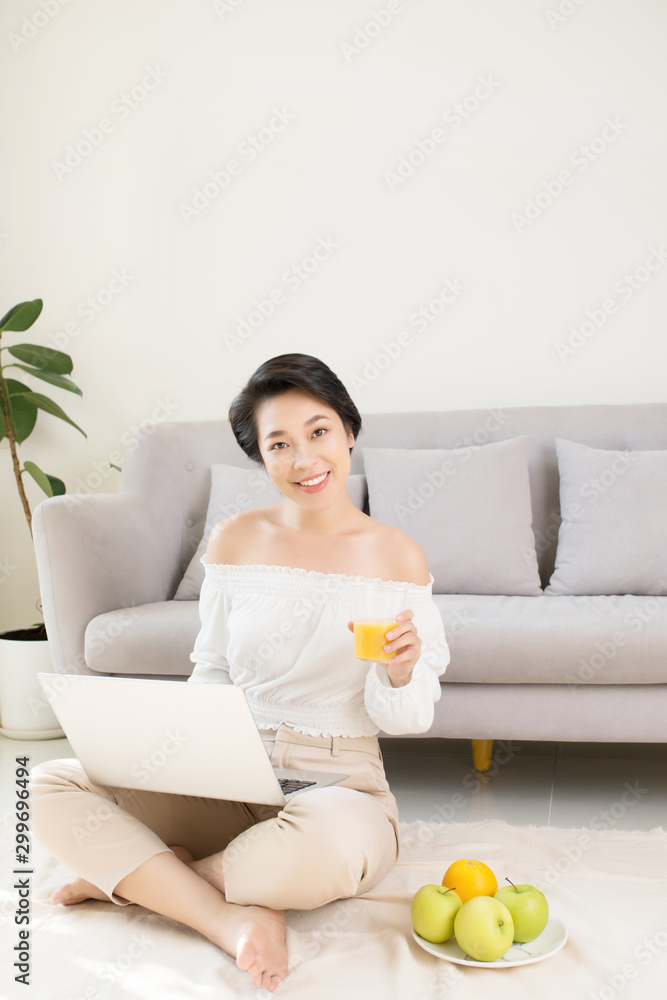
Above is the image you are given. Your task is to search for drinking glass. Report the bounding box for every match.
[351,581,409,663]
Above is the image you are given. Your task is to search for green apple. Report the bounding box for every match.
[494,879,549,943]
[411,884,462,943]
[453,896,514,962]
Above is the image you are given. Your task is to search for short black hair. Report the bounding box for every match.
[228,353,362,467]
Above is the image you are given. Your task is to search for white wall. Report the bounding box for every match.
[1,0,666,627]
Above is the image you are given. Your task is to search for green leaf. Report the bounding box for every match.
[47,474,66,496]
[7,343,72,375]
[23,462,65,498]
[19,391,87,438]
[0,300,43,333]
[10,364,82,395]
[23,461,55,497]
[5,378,32,393]
[6,397,38,443]
[4,378,32,395]
[0,379,37,443]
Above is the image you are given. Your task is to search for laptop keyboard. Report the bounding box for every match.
[278,777,317,794]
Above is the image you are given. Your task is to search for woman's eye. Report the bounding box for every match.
[270,428,326,450]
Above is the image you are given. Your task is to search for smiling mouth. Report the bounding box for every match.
[295,471,330,486]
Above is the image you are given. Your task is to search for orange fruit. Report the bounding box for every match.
[441,858,498,903]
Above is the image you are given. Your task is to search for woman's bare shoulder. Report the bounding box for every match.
[370,521,431,586]
[204,506,278,564]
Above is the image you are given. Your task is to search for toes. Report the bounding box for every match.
[257,970,275,992]
[235,939,253,973]
[54,894,77,906]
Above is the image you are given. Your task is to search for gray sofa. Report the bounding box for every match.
[32,403,667,767]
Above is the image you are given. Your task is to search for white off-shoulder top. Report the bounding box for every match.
[187,557,450,738]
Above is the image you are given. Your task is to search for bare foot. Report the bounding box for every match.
[222,904,288,992]
[57,844,289,989]
[51,845,189,907]
[171,845,286,989]
[51,875,110,905]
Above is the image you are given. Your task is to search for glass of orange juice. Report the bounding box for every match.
[351,582,409,663]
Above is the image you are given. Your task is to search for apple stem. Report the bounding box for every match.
[505,877,518,891]
[444,887,457,894]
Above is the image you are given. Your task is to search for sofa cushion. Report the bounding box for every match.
[85,601,201,675]
[174,465,368,600]
[432,593,667,684]
[361,437,542,595]
[174,464,280,600]
[85,594,667,684]
[545,438,667,596]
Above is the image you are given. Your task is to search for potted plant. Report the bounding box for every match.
[0,298,86,739]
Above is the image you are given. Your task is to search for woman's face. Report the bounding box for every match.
[255,388,355,503]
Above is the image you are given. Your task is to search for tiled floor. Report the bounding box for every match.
[380,737,667,831]
[2,732,665,832]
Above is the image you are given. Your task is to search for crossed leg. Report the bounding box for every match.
[31,759,288,992]
[51,842,288,991]
[31,759,397,992]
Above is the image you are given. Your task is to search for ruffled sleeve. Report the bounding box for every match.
[363,586,449,735]
[187,571,233,685]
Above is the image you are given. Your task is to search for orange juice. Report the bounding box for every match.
[353,619,398,661]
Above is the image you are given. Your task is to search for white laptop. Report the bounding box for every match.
[37,673,349,807]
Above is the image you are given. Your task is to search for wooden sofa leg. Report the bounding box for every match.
[471,739,494,771]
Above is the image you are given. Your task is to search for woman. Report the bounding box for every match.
[30,354,450,993]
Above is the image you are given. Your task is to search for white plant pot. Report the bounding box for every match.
[0,632,65,740]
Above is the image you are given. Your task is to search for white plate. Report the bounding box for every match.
[412,916,568,968]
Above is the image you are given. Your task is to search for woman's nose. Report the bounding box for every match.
[292,443,318,468]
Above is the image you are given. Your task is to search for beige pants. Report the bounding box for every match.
[29,723,401,911]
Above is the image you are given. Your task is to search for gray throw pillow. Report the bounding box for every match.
[545,437,667,595]
[174,464,368,600]
[361,437,542,595]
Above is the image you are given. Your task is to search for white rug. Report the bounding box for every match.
[1,814,666,1000]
